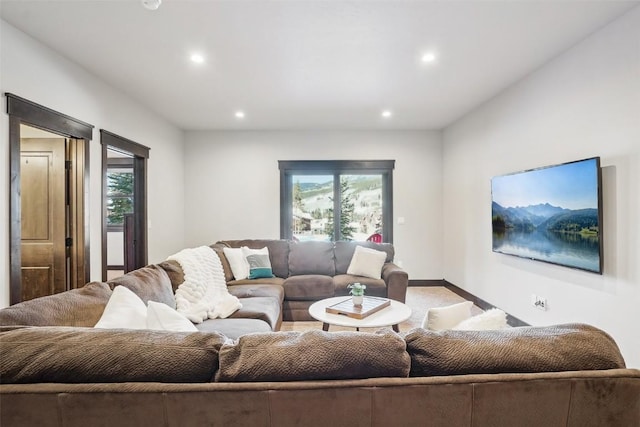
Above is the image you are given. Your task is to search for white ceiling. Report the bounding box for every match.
[1,0,637,130]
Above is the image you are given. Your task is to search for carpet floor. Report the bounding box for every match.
[280,286,484,333]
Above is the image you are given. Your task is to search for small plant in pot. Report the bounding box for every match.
[348,283,366,307]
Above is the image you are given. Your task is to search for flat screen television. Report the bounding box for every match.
[491,157,603,274]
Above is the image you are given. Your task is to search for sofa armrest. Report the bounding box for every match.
[382,263,408,303]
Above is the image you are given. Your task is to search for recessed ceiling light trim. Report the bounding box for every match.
[190,53,205,64]
[141,0,161,11]
[421,52,437,64]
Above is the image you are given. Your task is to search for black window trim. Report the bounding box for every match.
[279,160,394,243]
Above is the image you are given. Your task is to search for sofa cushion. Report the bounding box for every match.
[227,296,282,330]
[0,327,228,384]
[217,240,290,279]
[210,243,235,282]
[94,285,148,330]
[283,275,334,301]
[147,301,198,332]
[346,246,387,279]
[288,241,335,276]
[334,241,394,274]
[246,253,275,279]
[157,260,185,292]
[404,323,626,377]
[195,318,272,340]
[223,247,251,280]
[228,277,285,287]
[333,274,387,298]
[227,284,285,302]
[107,264,176,308]
[0,281,112,327]
[421,301,473,331]
[216,329,410,382]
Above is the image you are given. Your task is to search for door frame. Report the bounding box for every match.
[100,130,149,281]
[6,93,94,304]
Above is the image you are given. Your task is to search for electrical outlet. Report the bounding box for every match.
[533,295,547,311]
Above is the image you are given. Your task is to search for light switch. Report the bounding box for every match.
[397,217,405,225]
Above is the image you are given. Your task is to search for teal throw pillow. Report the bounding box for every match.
[246,254,275,279]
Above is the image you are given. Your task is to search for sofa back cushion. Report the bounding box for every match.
[405,323,626,377]
[217,329,410,382]
[0,281,112,327]
[218,240,290,279]
[334,241,395,274]
[0,327,228,384]
[158,260,185,292]
[288,240,335,276]
[107,264,176,308]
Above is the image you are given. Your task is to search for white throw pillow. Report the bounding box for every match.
[421,301,473,331]
[223,246,250,280]
[346,246,387,279]
[147,301,198,332]
[453,308,508,331]
[94,286,147,330]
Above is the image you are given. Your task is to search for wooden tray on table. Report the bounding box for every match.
[325,296,391,319]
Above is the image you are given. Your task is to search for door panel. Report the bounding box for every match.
[20,138,66,301]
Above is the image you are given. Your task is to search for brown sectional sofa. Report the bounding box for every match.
[0,319,638,426]
[1,241,639,426]
[212,239,409,321]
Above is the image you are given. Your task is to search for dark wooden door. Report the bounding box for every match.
[20,138,67,301]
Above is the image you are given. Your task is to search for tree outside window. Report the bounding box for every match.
[279,160,394,242]
[106,171,134,227]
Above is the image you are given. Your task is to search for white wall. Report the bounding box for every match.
[184,130,443,280]
[0,20,186,307]
[442,7,640,367]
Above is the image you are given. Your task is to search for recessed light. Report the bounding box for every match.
[421,52,437,63]
[141,0,161,11]
[190,53,205,64]
[235,111,245,119]
[381,110,392,118]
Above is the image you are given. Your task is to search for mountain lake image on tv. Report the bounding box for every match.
[491,157,603,273]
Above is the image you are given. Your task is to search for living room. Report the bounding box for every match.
[0,0,638,378]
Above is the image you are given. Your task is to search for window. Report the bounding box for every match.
[279,160,394,242]
[106,155,134,230]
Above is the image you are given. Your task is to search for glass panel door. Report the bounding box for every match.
[342,174,383,241]
[291,175,333,241]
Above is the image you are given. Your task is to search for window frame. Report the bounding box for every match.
[279,160,395,243]
[105,157,135,232]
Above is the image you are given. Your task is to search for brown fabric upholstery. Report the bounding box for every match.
[405,323,626,377]
[382,262,409,303]
[0,282,112,327]
[216,329,410,382]
[107,264,176,308]
[228,277,285,286]
[282,300,315,321]
[0,327,228,384]
[333,274,387,297]
[217,239,290,279]
[194,318,272,340]
[283,275,334,300]
[288,240,335,276]
[227,283,284,302]
[1,371,638,427]
[227,296,282,330]
[157,259,185,292]
[210,242,235,282]
[334,241,395,274]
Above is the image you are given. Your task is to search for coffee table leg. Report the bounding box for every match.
[392,324,400,333]
[322,322,329,331]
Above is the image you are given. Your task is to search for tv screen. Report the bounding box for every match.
[491,157,603,274]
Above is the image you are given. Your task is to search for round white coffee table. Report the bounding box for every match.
[308,296,412,332]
